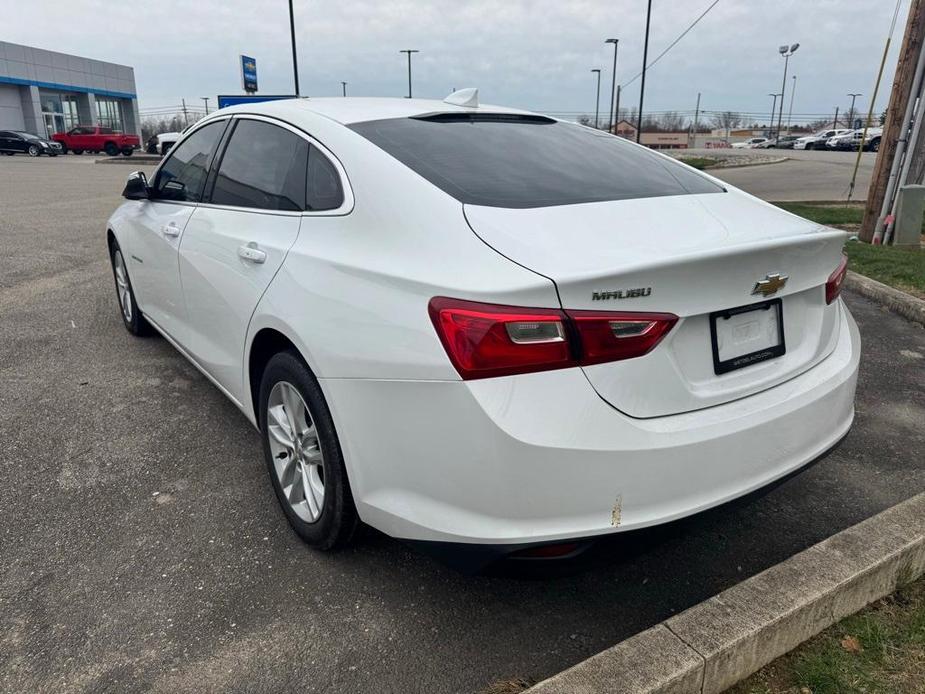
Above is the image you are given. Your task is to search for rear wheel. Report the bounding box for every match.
[104,142,119,156]
[121,148,134,156]
[72,149,83,155]
[259,351,358,550]
[27,145,39,157]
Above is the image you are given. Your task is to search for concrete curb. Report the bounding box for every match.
[845,270,925,326]
[703,156,788,171]
[529,492,925,694]
[94,155,162,165]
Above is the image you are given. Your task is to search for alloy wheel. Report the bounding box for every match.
[113,250,132,322]
[266,381,326,523]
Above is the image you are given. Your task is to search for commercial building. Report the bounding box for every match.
[0,41,140,138]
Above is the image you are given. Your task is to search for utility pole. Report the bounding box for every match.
[614,85,621,129]
[847,93,862,127]
[832,106,839,128]
[400,49,419,98]
[341,81,347,97]
[786,75,797,135]
[862,0,925,241]
[690,92,701,148]
[201,97,210,115]
[288,0,300,96]
[181,98,189,127]
[606,38,619,133]
[591,68,602,129]
[636,0,652,143]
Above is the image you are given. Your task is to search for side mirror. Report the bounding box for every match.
[122,171,149,200]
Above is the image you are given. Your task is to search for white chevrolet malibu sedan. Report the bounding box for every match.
[106,93,859,565]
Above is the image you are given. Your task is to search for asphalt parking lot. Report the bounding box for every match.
[1,155,924,694]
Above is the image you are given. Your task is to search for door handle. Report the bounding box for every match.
[238,242,267,264]
[161,222,181,237]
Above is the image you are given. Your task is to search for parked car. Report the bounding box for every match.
[864,127,884,152]
[105,96,859,565]
[145,131,181,155]
[826,130,862,150]
[793,128,851,150]
[52,126,140,156]
[732,137,771,149]
[772,135,799,149]
[0,130,62,156]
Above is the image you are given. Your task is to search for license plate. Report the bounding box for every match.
[710,299,785,375]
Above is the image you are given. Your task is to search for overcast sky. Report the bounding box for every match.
[6,0,910,123]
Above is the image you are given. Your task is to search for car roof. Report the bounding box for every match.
[214,96,537,126]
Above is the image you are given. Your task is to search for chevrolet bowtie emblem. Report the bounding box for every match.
[752,273,789,297]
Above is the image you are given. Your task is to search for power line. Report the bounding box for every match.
[622,0,722,89]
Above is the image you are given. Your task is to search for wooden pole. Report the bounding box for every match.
[861,0,925,242]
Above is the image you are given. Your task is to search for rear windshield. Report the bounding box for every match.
[350,114,723,208]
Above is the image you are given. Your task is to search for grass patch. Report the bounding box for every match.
[774,201,864,227]
[845,242,925,299]
[678,156,721,170]
[731,577,925,694]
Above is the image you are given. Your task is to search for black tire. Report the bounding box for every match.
[2,152,13,156]
[104,142,119,156]
[27,144,39,157]
[870,138,880,153]
[72,149,83,155]
[121,148,134,156]
[108,240,152,336]
[259,351,359,550]
[59,144,68,154]
[805,142,814,151]
[48,152,57,157]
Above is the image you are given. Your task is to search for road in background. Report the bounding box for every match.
[693,148,876,201]
[1,157,922,693]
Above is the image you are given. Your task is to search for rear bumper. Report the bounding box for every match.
[322,301,860,546]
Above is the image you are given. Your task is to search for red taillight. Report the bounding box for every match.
[566,310,679,366]
[428,297,677,380]
[825,254,848,304]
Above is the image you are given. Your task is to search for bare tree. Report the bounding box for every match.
[658,111,687,132]
[711,111,742,137]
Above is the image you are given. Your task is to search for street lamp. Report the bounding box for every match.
[399,49,419,98]
[637,0,653,143]
[769,93,781,137]
[847,93,862,127]
[591,68,602,129]
[775,43,799,139]
[341,81,347,97]
[605,38,619,133]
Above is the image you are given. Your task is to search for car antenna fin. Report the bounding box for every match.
[443,88,479,108]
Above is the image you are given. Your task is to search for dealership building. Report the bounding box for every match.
[0,41,140,139]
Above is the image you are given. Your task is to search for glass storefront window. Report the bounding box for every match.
[62,97,79,129]
[96,98,123,131]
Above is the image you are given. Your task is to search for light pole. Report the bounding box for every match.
[768,93,781,137]
[341,81,347,97]
[636,0,653,143]
[591,68,602,129]
[605,38,619,133]
[201,97,210,115]
[847,93,862,127]
[786,74,797,135]
[399,49,419,98]
[288,0,300,96]
[775,43,799,139]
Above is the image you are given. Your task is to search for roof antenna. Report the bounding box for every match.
[444,88,479,108]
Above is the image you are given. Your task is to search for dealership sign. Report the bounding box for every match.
[241,55,258,93]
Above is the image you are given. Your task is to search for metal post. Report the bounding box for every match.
[636,0,652,143]
[768,93,779,137]
[201,97,209,115]
[614,85,621,130]
[341,81,347,97]
[786,75,797,135]
[288,0,300,97]
[400,50,419,98]
[606,38,619,132]
[592,69,602,129]
[181,98,189,127]
[833,106,839,128]
[847,93,862,127]
[775,55,789,138]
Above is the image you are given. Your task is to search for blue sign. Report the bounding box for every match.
[217,94,296,109]
[241,55,258,93]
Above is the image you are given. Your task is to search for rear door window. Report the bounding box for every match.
[210,119,309,211]
[350,114,723,209]
[154,120,227,202]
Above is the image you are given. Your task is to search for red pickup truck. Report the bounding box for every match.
[52,126,141,156]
